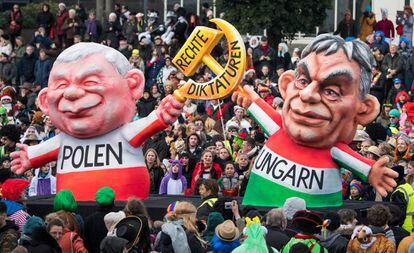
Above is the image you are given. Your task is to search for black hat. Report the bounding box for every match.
[115,216,144,251]
[292,210,323,234]
[0,202,6,214]
[392,165,405,182]
[100,236,128,253]
[324,212,340,231]
[261,36,268,42]
[179,151,189,158]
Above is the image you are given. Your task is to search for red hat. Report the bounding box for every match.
[0,94,12,102]
[1,179,29,201]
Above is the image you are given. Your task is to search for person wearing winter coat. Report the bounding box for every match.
[84,12,101,42]
[217,162,240,197]
[136,90,157,118]
[191,151,222,192]
[275,42,292,71]
[359,5,376,42]
[382,44,405,90]
[28,163,56,197]
[7,4,23,47]
[0,201,19,252]
[62,9,82,47]
[334,10,358,39]
[253,36,276,73]
[370,31,389,55]
[402,6,414,46]
[159,160,187,195]
[28,225,62,253]
[196,179,220,220]
[55,3,69,48]
[18,45,37,84]
[34,49,53,88]
[36,3,55,35]
[265,208,290,251]
[318,212,348,253]
[84,187,115,253]
[104,13,122,49]
[56,211,88,253]
[0,53,17,84]
[348,225,395,253]
[376,8,395,39]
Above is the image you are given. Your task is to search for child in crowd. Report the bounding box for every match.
[159,160,187,195]
[349,180,365,201]
[217,162,240,196]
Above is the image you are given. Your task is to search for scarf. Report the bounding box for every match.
[260,45,269,53]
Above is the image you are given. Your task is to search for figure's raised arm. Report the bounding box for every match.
[123,94,184,148]
[11,135,61,174]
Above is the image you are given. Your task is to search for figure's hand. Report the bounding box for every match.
[157,94,184,124]
[368,156,398,197]
[231,85,259,108]
[10,143,32,175]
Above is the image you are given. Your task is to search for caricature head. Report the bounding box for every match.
[38,43,144,138]
[278,35,379,148]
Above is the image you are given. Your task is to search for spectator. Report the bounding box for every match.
[382,43,404,91]
[157,55,177,86]
[25,218,63,252]
[318,212,348,253]
[376,8,395,40]
[100,236,128,253]
[0,35,12,57]
[265,208,290,251]
[135,13,146,33]
[349,180,365,200]
[196,179,219,220]
[104,211,125,236]
[275,42,292,71]
[159,159,187,195]
[18,45,37,84]
[11,36,25,65]
[334,10,358,39]
[0,201,19,252]
[84,12,100,42]
[123,14,137,46]
[253,36,276,73]
[28,163,56,197]
[1,179,30,232]
[62,9,82,47]
[53,190,82,235]
[144,148,164,194]
[156,201,206,252]
[55,210,88,253]
[0,53,17,84]
[211,220,241,253]
[7,5,23,48]
[282,210,328,252]
[19,215,44,247]
[36,3,55,35]
[55,3,69,48]
[388,204,410,246]
[283,197,306,237]
[370,31,389,55]
[402,6,414,46]
[129,49,145,72]
[359,5,376,42]
[34,49,52,88]
[348,224,395,252]
[203,212,225,242]
[191,151,222,190]
[104,13,122,48]
[84,187,115,253]
[217,162,239,196]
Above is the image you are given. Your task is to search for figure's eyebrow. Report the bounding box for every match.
[321,69,354,84]
[296,62,311,80]
[50,66,103,82]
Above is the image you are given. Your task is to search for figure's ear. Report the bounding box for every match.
[125,69,145,100]
[356,94,380,125]
[37,88,49,115]
[278,70,295,100]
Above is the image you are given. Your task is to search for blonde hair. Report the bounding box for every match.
[145,148,161,168]
[166,201,199,234]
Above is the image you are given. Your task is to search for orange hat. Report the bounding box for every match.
[258,86,270,93]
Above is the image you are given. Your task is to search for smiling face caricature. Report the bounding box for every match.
[235,35,397,207]
[11,43,184,201]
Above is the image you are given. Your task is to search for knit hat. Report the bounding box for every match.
[393,78,402,84]
[350,180,365,194]
[207,212,225,232]
[389,109,401,118]
[283,197,306,220]
[323,212,341,231]
[1,179,29,201]
[23,216,45,235]
[53,190,77,213]
[95,187,115,207]
[292,210,323,234]
[132,49,139,56]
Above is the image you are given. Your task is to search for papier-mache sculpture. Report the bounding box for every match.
[11,43,183,201]
[233,34,398,207]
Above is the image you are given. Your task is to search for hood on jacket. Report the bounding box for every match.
[2,200,25,216]
[399,37,411,49]
[374,31,385,43]
[30,226,61,249]
[168,159,183,178]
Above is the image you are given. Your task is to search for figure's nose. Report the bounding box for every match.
[299,81,321,104]
[63,86,86,101]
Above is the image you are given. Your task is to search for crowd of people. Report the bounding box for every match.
[0,1,414,252]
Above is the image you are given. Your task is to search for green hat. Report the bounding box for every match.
[389,109,401,118]
[95,187,115,206]
[53,190,77,213]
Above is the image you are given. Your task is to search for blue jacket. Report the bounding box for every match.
[34,58,53,88]
[371,31,390,55]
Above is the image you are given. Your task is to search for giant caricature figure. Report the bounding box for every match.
[233,34,398,207]
[10,43,183,201]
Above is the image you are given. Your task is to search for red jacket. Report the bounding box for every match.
[206,103,227,121]
[190,162,222,191]
[375,19,395,38]
[55,10,68,35]
[59,228,88,253]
